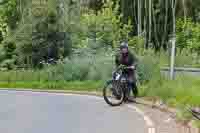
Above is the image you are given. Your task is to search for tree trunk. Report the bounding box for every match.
[152,2,159,51]
[144,0,147,49]
[148,0,152,48]
[161,0,169,50]
[182,0,187,24]
[170,0,177,80]
[137,0,142,36]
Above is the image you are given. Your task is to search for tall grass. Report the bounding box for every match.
[142,75,200,105]
[140,49,200,68]
[0,54,160,83]
[0,51,160,91]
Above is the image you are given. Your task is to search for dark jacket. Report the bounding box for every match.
[115,51,138,82]
[115,51,138,67]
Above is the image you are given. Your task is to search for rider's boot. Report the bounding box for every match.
[132,82,138,98]
[125,83,135,103]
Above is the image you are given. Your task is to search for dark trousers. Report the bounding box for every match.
[128,82,138,97]
[125,70,138,97]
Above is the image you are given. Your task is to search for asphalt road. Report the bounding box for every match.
[0,90,148,133]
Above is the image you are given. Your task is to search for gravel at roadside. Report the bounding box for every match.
[135,98,199,133]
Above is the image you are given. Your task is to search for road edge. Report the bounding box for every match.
[127,105,156,133]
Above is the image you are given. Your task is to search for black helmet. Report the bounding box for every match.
[120,42,128,49]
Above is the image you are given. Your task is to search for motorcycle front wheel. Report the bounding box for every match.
[103,80,124,106]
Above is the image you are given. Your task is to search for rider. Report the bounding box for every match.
[115,41,138,100]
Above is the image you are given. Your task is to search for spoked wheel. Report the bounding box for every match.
[103,80,125,106]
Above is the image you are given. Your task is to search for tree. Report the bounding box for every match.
[0,0,20,31]
[176,18,200,55]
[188,23,200,55]
[31,10,66,67]
[116,0,200,52]
[79,0,132,49]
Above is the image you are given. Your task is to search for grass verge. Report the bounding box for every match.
[140,75,200,128]
[0,81,104,92]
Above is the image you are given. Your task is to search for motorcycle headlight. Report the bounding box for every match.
[115,73,120,80]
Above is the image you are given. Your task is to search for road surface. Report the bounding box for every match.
[0,90,148,133]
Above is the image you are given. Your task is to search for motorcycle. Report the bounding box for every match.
[103,65,137,106]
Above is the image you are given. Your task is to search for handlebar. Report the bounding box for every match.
[116,65,136,71]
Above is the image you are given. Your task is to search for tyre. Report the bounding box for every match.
[103,80,124,106]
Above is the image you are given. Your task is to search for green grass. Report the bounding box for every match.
[140,74,200,126]
[141,75,200,105]
[0,81,104,92]
[140,49,200,68]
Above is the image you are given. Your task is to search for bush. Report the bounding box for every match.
[0,46,6,63]
[31,15,71,67]
[0,59,16,70]
[0,31,3,43]
[176,18,200,55]
[3,41,16,59]
[142,72,200,107]
[0,49,162,84]
[46,49,114,81]
[136,55,161,84]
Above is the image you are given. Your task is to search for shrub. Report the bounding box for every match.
[0,59,16,70]
[48,50,114,81]
[0,49,163,85]
[137,55,161,84]
[3,41,16,59]
[176,18,200,55]
[0,31,3,43]
[142,73,200,108]
[0,46,6,63]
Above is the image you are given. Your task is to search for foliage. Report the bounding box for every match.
[187,23,200,55]
[0,0,20,30]
[141,73,200,123]
[0,6,8,40]
[0,46,5,63]
[3,41,16,59]
[119,0,200,52]
[128,36,145,54]
[176,18,193,51]
[2,0,72,68]
[32,14,63,67]
[136,55,161,84]
[76,0,132,49]
[0,59,16,70]
[0,50,163,86]
[0,31,3,43]
[176,18,200,55]
[0,41,17,70]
